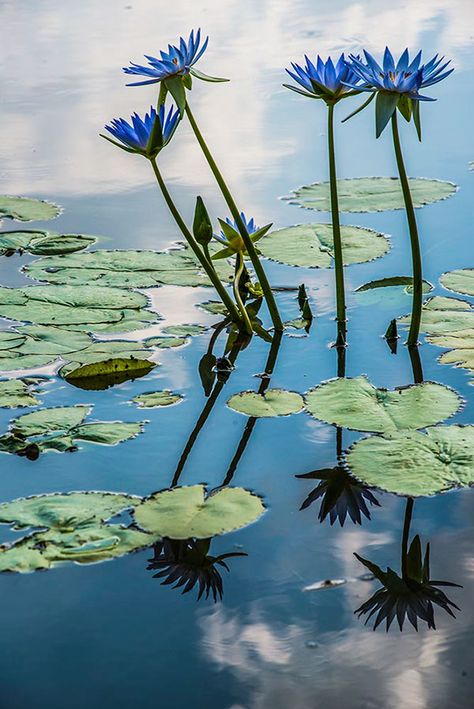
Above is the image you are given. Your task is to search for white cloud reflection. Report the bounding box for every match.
[0,0,472,195]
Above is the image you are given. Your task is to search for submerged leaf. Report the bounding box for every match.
[287,178,457,213]
[134,485,265,539]
[304,377,461,433]
[347,425,474,496]
[259,223,389,267]
[227,389,304,417]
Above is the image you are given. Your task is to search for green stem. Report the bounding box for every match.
[233,253,253,334]
[327,102,346,343]
[401,497,415,581]
[391,113,423,347]
[149,158,242,326]
[184,102,283,332]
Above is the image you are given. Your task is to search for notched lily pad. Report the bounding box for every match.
[0,196,61,222]
[347,425,474,497]
[227,388,304,417]
[304,376,461,434]
[133,485,266,539]
[259,223,390,267]
[132,390,183,408]
[0,378,43,408]
[0,230,97,256]
[287,178,457,213]
[440,269,474,297]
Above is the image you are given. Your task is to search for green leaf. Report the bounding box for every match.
[227,389,304,417]
[131,391,182,408]
[304,376,461,433]
[133,485,265,539]
[164,76,187,116]
[356,276,433,292]
[12,405,90,437]
[287,178,457,213]
[74,422,144,444]
[143,336,188,349]
[347,425,474,497]
[440,269,474,297]
[0,538,52,573]
[38,525,153,565]
[190,68,229,82]
[399,296,474,335]
[413,99,422,141]
[259,223,389,268]
[64,358,156,388]
[397,94,412,122]
[375,92,399,138]
[0,196,61,222]
[0,378,42,408]
[162,324,207,337]
[196,300,228,316]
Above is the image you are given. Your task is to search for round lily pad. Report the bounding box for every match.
[347,425,474,497]
[287,177,457,213]
[0,195,61,222]
[162,324,208,337]
[132,391,183,408]
[440,269,474,297]
[227,389,304,417]
[133,485,265,539]
[259,223,390,267]
[304,376,461,434]
[399,296,474,335]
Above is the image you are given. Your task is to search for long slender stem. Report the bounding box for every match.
[233,253,253,334]
[184,102,283,332]
[149,158,242,326]
[391,113,423,347]
[327,102,347,344]
[401,497,415,581]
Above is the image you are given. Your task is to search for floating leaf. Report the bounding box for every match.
[356,276,433,293]
[0,195,61,222]
[304,376,461,433]
[440,269,474,297]
[0,378,42,408]
[162,324,208,337]
[24,247,233,288]
[287,178,457,213]
[196,300,228,316]
[399,296,474,334]
[134,485,265,539]
[12,405,89,437]
[0,230,96,256]
[38,525,153,565]
[73,422,144,444]
[0,491,139,530]
[144,336,187,349]
[63,357,156,388]
[227,388,304,417]
[347,425,474,497]
[132,391,183,408]
[0,538,52,573]
[259,224,389,267]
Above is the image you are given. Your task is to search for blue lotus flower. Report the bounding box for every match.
[344,48,453,137]
[124,29,208,86]
[101,103,180,157]
[284,53,361,101]
[212,213,272,259]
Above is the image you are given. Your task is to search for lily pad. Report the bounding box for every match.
[0,378,42,408]
[196,301,228,316]
[73,422,144,444]
[227,388,304,417]
[440,269,474,297]
[0,537,52,573]
[287,178,457,213]
[0,230,96,256]
[132,390,183,408]
[304,376,461,434]
[0,196,61,222]
[12,405,90,437]
[133,485,265,539]
[162,324,208,337]
[259,224,389,268]
[399,297,474,334]
[24,247,233,288]
[63,357,156,386]
[144,336,188,349]
[356,277,433,293]
[347,425,474,497]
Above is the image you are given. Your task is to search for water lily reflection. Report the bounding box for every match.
[147,538,246,602]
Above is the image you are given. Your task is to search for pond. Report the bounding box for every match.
[1,1,474,707]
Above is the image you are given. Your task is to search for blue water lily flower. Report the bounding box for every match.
[124,29,209,86]
[101,103,180,157]
[284,53,361,101]
[345,48,453,137]
[212,213,272,259]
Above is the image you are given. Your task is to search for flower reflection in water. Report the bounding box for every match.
[147,538,246,602]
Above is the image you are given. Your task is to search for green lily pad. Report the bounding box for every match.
[24,247,233,288]
[12,405,90,437]
[0,230,96,256]
[0,537,52,573]
[162,324,208,337]
[144,336,187,349]
[0,196,61,222]
[0,491,139,530]
[259,224,389,267]
[0,378,42,408]
[304,376,461,434]
[440,269,474,297]
[347,425,474,497]
[196,300,228,316]
[356,276,433,293]
[133,485,265,539]
[399,296,474,334]
[132,390,183,408]
[287,178,457,213]
[74,422,144,444]
[227,389,304,417]
[63,357,155,384]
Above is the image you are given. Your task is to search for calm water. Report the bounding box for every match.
[1,1,474,707]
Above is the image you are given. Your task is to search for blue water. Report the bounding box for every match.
[1,1,474,707]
